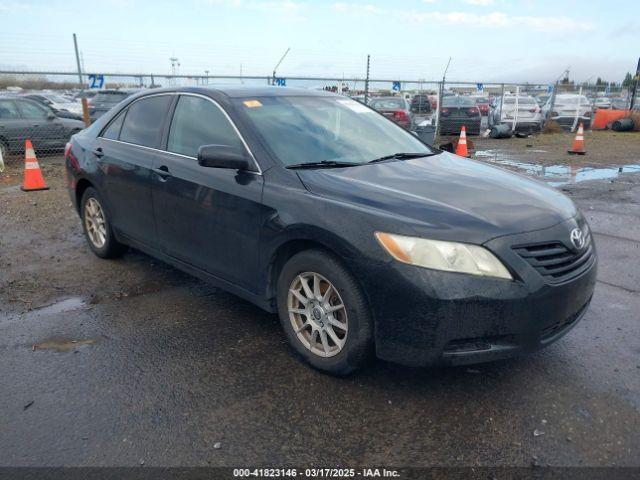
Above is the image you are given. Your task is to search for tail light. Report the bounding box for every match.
[441,107,450,116]
[393,110,409,122]
[65,142,80,171]
[467,107,479,116]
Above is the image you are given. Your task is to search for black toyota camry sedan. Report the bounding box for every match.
[65,86,597,375]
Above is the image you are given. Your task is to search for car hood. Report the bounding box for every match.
[296,151,577,244]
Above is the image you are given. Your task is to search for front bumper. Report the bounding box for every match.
[358,218,597,367]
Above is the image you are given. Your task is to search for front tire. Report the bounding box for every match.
[277,249,373,375]
[80,187,126,258]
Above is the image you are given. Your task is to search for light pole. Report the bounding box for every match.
[272,47,290,85]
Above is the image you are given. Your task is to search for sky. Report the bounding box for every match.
[0,0,637,85]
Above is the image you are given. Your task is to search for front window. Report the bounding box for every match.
[235,95,433,167]
[168,95,243,157]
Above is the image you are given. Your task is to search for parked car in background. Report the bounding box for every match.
[0,97,85,157]
[369,96,413,129]
[22,94,83,120]
[610,98,628,110]
[439,96,481,135]
[23,93,82,115]
[543,94,592,128]
[489,95,544,133]
[535,95,550,107]
[470,96,490,116]
[66,86,596,374]
[593,97,611,110]
[410,94,433,125]
[88,89,137,121]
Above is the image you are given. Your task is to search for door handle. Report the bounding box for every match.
[153,165,172,180]
[92,147,104,158]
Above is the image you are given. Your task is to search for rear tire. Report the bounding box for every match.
[277,249,374,375]
[80,187,127,259]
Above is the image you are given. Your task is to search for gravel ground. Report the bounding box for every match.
[1,135,639,470]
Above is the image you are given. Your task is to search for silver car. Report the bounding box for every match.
[543,94,592,128]
[488,95,544,133]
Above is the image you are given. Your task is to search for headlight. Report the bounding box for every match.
[375,232,512,280]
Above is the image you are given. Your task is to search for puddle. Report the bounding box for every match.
[0,297,89,325]
[32,337,96,353]
[27,297,88,317]
[475,150,640,186]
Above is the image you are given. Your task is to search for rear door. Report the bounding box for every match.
[151,94,264,292]
[97,94,173,248]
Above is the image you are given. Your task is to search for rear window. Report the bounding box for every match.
[503,97,537,105]
[442,96,475,107]
[556,95,589,105]
[370,98,405,109]
[94,92,129,103]
[474,98,489,104]
[119,95,172,148]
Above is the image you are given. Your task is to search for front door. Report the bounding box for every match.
[151,94,264,293]
[16,99,66,149]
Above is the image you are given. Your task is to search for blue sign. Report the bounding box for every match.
[547,84,554,93]
[476,83,484,93]
[392,81,401,92]
[88,74,104,89]
[275,77,286,87]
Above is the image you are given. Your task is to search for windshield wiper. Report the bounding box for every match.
[286,160,361,169]
[367,152,435,164]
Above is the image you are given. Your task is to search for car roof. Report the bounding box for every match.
[130,85,334,99]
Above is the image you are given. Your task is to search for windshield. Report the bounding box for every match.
[46,94,69,103]
[94,92,128,103]
[370,98,405,110]
[442,96,475,107]
[235,95,433,167]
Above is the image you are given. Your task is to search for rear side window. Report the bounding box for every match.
[167,95,243,158]
[0,100,20,119]
[102,111,126,140]
[119,95,171,148]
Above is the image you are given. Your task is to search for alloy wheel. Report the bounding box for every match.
[287,272,348,358]
[84,197,107,248]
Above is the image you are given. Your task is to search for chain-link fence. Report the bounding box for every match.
[0,70,638,165]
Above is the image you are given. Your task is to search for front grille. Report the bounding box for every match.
[513,234,595,283]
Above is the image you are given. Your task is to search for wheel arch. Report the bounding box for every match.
[263,228,366,310]
[75,177,95,214]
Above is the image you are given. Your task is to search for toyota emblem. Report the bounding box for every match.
[570,228,586,250]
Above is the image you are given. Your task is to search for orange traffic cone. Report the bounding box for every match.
[568,123,586,155]
[21,140,49,191]
[455,126,469,158]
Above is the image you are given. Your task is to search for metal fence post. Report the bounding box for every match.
[72,33,83,89]
[498,83,505,125]
[364,55,370,104]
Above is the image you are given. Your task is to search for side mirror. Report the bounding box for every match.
[47,112,56,120]
[197,144,255,171]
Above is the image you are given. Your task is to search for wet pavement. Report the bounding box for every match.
[1,155,639,468]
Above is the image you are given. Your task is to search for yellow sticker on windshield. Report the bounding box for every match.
[243,100,263,108]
